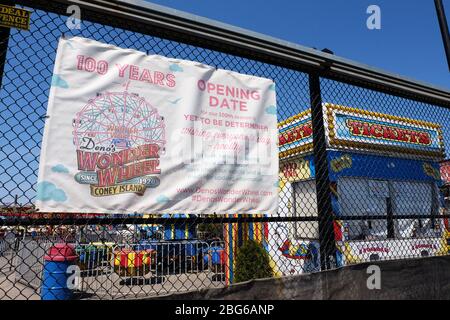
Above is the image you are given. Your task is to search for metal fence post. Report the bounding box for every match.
[308,72,336,270]
[434,0,450,71]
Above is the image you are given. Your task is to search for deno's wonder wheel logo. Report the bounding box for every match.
[72,91,165,197]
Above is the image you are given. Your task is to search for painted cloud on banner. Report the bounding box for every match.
[169,63,183,72]
[51,164,69,174]
[265,105,277,115]
[36,181,67,202]
[51,74,69,88]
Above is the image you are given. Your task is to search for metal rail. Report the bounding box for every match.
[1,215,449,227]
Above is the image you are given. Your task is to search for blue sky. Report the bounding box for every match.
[148,0,450,89]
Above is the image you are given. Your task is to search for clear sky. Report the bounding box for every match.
[147,0,450,90]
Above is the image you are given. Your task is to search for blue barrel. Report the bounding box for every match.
[41,244,78,300]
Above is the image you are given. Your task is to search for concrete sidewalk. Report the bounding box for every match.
[0,272,40,300]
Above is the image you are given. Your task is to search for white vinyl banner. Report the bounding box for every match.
[36,37,278,214]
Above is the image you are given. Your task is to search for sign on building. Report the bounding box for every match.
[326,104,445,158]
[278,104,445,160]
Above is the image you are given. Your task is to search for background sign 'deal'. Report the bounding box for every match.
[0,5,30,30]
[37,36,278,214]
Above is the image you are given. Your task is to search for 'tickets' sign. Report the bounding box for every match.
[326,104,444,158]
[37,37,278,214]
[277,104,445,160]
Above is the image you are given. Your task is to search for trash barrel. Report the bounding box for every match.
[41,244,78,300]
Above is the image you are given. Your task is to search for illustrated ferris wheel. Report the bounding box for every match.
[73,91,166,152]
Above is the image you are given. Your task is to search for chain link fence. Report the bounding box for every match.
[0,0,449,300]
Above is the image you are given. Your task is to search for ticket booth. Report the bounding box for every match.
[269,104,447,275]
